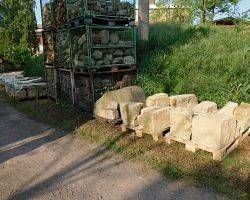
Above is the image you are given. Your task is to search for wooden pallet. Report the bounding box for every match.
[165,130,249,161]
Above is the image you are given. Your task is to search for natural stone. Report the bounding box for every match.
[234,103,250,136]
[120,102,144,127]
[110,33,119,44]
[113,57,124,64]
[113,50,123,57]
[92,50,103,60]
[101,30,110,45]
[124,56,135,65]
[192,112,237,151]
[138,106,171,141]
[193,101,217,115]
[146,93,170,107]
[170,94,198,109]
[169,107,193,141]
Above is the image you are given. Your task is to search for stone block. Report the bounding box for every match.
[192,112,237,151]
[170,94,198,109]
[138,106,171,141]
[106,101,118,110]
[217,102,238,116]
[120,102,144,127]
[234,103,250,136]
[97,109,119,121]
[94,86,146,119]
[193,101,217,115]
[169,107,193,141]
[146,93,170,107]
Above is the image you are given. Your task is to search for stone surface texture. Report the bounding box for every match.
[234,102,250,136]
[146,93,170,107]
[170,94,198,109]
[169,107,193,141]
[193,101,217,115]
[138,106,171,140]
[120,102,144,127]
[94,86,146,119]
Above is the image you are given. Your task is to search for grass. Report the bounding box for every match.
[137,23,250,107]
[1,91,249,200]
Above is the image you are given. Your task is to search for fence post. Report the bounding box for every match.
[138,0,149,41]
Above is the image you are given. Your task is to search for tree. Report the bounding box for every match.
[0,0,38,63]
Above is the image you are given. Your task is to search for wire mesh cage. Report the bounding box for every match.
[54,0,67,27]
[43,30,55,65]
[70,25,136,68]
[45,66,58,98]
[74,70,135,111]
[41,0,54,28]
[59,69,74,103]
[55,29,71,68]
[85,0,136,19]
[67,0,85,21]
[70,26,92,67]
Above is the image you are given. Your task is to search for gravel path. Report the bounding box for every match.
[0,100,222,200]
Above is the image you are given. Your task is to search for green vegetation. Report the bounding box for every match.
[137,23,250,107]
[23,55,45,78]
[0,92,248,200]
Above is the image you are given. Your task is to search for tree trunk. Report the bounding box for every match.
[138,0,149,40]
[200,0,206,23]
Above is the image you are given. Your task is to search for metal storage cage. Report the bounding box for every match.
[45,66,58,99]
[74,69,135,111]
[70,25,137,69]
[40,0,54,28]
[59,69,74,103]
[43,30,55,66]
[85,0,135,20]
[54,0,67,27]
[67,0,85,21]
[55,29,71,68]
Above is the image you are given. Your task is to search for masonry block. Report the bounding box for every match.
[146,93,170,107]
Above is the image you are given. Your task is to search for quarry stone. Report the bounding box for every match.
[94,86,146,119]
[123,56,135,65]
[101,30,110,45]
[217,102,238,116]
[146,93,170,107]
[192,112,237,151]
[92,50,103,60]
[120,102,144,127]
[170,94,198,109]
[169,107,193,141]
[138,106,171,141]
[193,101,217,115]
[110,33,119,44]
[234,103,250,136]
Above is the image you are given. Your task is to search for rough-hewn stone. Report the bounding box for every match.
[193,101,217,115]
[234,103,250,136]
[120,102,143,127]
[169,107,193,141]
[192,112,237,151]
[94,86,146,119]
[138,106,171,141]
[146,93,170,107]
[170,94,198,109]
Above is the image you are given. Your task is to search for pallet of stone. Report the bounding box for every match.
[165,130,249,161]
[45,66,59,100]
[41,0,54,29]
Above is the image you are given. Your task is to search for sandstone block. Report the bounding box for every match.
[106,101,118,110]
[120,102,144,127]
[146,93,170,107]
[193,101,217,115]
[170,94,198,109]
[97,109,119,121]
[94,86,146,118]
[138,106,171,141]
[169,107,193,141]
[217,102,238,116]
[234,103,250,136]
[192,113,237,151]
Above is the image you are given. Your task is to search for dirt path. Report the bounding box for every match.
[0,100,222,200]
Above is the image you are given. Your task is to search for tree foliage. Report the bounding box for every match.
[0,0,38,64]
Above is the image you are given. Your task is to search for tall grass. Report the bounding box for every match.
[23,54,45,78]
[137,23,250,107]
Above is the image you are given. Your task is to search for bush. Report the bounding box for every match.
[23,55,45,78]
[137,23,250,107]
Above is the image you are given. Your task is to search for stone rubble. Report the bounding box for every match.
[146,93,170,107]
[170,94,198,109]
[193,101,218,115]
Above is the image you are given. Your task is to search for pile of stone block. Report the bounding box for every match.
[95,87,249,160]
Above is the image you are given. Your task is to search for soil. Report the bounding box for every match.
[0,100,222,200]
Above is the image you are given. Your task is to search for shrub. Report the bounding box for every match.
[137,23,250,107]
[23,55,45,78]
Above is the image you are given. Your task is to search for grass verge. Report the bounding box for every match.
[1,92,249,200]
